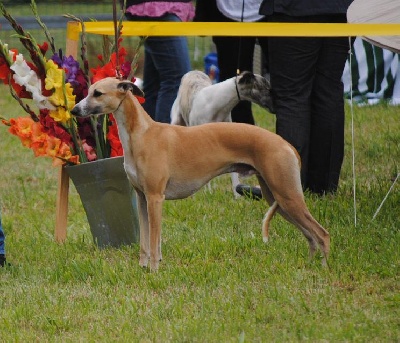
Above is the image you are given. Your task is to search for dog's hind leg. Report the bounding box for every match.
[270,191,330,265]
[257,175,321,261]
[170,99,186,126]
[287,208,330,265]
[136,190,150,268]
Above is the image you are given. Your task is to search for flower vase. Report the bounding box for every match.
[65,156,139,248]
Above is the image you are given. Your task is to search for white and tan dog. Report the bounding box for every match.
[170,70,274,126]
[171,70,274,197]
[71,77,330,271]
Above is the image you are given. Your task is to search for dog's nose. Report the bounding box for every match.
[70,106,80,116]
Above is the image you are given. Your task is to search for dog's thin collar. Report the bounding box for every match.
[235,73,241,102]
[115,94,127,113]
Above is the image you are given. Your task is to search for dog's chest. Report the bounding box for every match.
[164,178,206,200]
[123,162,139,187]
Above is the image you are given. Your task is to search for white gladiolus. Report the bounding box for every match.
[10,53,55,110]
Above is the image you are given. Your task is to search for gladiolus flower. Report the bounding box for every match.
[82,140,97,161]
[45,135,62,157]
[10,53,53,108]
[45,59,63,90]
[38,42,49,56]
[64,83,76,110]
[0,17,140,167]
[107,114,123,157]
[8,117,34,142]
[49,107,71,123]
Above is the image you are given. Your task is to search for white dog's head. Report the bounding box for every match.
[236,71,274,114]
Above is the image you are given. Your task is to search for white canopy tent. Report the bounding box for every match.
[347,0,400,53]
[347,0,399,219]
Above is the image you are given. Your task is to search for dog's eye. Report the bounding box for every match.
[93,90,103,98]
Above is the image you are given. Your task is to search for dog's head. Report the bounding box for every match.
[236,71,274,114]
[71,77,144,117]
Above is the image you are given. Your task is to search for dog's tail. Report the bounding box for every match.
[262,201,279,242]
[172,71,212,126]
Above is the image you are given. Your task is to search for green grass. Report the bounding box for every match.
[0,83,399,341]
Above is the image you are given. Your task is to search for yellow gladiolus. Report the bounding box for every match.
[45,59,63,90]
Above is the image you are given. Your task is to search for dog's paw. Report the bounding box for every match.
[139,255,149,268]
[150,259,160,272]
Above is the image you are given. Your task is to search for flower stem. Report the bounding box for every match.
[68,118,87,163]
[90,116,104,160]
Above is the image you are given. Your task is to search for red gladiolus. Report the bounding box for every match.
[38,42,49,56]
[0,57,11,81]
[107,114,123,157]
[39,110,72,145]
[0,17,141,167]
[135,95,145,104]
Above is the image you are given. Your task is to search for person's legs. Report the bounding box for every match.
[127,13,191,123]
[213,36,257,124]
[268,26,321,186]
[307,36,350,193]
[0,214,6,267]
[141,44,159,119]
[143,34,191,123]
[152,33,191,123]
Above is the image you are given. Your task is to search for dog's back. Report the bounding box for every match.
[171,70,212,126]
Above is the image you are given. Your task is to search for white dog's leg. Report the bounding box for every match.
[231,172,241,199]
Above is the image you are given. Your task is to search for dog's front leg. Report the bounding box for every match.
[147,193,165,271]
[136,190,150,268]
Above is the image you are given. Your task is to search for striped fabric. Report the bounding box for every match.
[343,39,400,106]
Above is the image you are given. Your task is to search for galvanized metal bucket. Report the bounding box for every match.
[66,156,139,248]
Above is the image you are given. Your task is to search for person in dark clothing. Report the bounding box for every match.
[259,0,354,195]
[195,0,269,125]
[0,213,7,267]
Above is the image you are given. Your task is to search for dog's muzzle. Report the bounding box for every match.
[70,105,84,117]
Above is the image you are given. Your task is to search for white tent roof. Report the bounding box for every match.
[347,0,400,53]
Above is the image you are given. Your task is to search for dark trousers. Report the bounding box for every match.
[259,14,351,194]
[125,13,191,123]
[212,36,258,124]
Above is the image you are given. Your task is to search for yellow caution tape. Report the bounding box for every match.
[67,21,400,41]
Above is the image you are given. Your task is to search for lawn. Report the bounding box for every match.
[0,75,399,341]
[0,2,399,340]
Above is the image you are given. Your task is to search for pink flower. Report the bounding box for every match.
[82,139,97,161]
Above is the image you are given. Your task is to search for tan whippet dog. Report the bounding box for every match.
[71,77,330,271]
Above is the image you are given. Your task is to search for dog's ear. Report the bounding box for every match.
[238,71,256,85]
[117,81,145,97]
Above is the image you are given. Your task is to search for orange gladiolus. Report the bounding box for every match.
[29,122,47,156]
[31,122,47,144]
[44,135,62,158]
[8,117,34,138]
[57,142,75,161]
[8,117,35,147]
